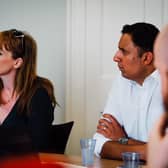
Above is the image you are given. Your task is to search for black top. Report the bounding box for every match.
[0,87,54,156]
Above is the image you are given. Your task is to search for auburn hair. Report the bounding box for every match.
[0,29,56,114]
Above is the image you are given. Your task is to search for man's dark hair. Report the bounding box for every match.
[121,22,159,55]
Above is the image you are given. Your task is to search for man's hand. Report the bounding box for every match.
[96,113,126,140]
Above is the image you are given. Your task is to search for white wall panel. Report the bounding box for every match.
[163,0,168,25]
[85,0,103,137]
[66,0,87,154]
[145,0,163,27]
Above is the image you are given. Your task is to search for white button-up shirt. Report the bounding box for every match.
[93,70,163,157]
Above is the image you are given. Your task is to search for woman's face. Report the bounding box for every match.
[154,30,168,112]
[159,69,168,112]
[154,53,168,112]
[0,46,17,76]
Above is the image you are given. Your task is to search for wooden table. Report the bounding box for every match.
[39,153,147,168]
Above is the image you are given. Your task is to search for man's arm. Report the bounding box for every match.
[97,114,147,160]
[101,139,146,160]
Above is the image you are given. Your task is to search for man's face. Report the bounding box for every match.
[113,33,146,84]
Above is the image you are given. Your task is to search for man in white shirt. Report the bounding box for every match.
[93,22,163,161]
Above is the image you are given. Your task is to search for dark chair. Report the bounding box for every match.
[45,121,74,154]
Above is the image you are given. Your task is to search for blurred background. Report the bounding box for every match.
[0,0,167,155]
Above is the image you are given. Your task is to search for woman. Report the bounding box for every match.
[0,29,56,156]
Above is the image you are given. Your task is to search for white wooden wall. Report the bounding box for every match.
[66,0,168,155]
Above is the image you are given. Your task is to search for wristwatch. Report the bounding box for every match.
[118,137,129,144]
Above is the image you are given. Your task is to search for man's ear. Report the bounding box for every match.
[141,52,153,65]
[14,57,23,69]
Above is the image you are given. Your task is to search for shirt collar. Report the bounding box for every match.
[144,70,160,83]
[129,70,160,86]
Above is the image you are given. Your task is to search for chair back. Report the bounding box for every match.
[45,121,74,154]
